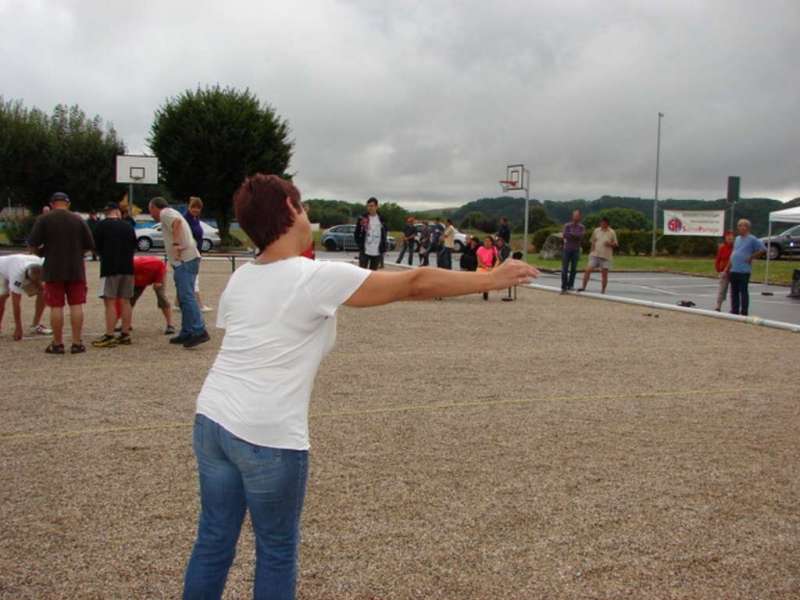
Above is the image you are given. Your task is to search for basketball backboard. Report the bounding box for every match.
[116,155,158,184]
[500,164,528,192]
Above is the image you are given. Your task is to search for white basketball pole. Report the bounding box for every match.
[523,174,530,264]
[651,112,664,257]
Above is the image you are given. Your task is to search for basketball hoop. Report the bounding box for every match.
[499,180,518,193]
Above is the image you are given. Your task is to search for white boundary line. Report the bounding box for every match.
[384,260,800,333]
[526,282,800,333]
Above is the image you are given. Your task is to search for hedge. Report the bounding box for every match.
[531,226,722,257]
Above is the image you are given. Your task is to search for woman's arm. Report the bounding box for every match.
[345,259,539,307]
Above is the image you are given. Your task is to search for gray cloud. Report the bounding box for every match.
[1,0,798,208]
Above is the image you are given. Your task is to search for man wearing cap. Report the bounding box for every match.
[27,192,95,354]
[0,254,50,340]
[91,202,137,348]
[148,197,209,348]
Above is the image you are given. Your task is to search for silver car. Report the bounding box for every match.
[136,221,221,252]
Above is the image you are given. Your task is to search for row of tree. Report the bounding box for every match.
[0,98,125,211]
[1,88,293,243]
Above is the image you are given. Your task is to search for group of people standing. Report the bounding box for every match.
[714,219,766,315]
[0,191,211,352]
[559,209,619,294]
[394,215,458,269]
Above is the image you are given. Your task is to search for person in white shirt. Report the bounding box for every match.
[183,174,539,599]
[148,197,209,348]
[354,197,386,270]
[0,254,50,340]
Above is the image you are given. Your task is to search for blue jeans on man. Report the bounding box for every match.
[561,248,580,290]
[184,414,309,600]
[174,258,205,337]
[396,239,415,265]
[729,271,751,315]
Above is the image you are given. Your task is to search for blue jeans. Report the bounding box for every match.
[561,248,580,290]
[729,271,751,316]
[174,258,205,336]
[184,414,309,600]
[396,239,415,265]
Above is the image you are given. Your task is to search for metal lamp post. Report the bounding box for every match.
[651,112,664,256]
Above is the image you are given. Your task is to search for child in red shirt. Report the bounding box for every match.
[714,231,734,311]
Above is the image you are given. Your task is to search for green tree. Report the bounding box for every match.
[527,205,554,233]
[584,208,652,231]
[0,98,125,211]
[460,211,487,230]
[376,202,409,230]
[149,86,292,241]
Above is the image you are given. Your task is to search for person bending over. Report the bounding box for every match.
[114,255,175,335]
[0,254,49,340]
[182,174,538,600]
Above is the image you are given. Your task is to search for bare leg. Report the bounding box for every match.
[601,269,609,294]
[104,299,116,335]
[162,305,173,328]
[51,306,64,345]
[120,299,132,334]
[580,267,594,290]
[69,304,84,344]
[32,293,46,327]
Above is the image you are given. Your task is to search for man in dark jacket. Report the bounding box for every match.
[396,216,417,266]
[497,217,511,245]
[354,197,387,270]
[91,202,137,348]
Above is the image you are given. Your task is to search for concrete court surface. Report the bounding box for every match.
[1,258,798,599]
[318,250,800,327]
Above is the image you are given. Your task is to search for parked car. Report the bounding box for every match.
[135,221,221,252]
[762,224,800,260]
[413,223,467,252]
[320,224,396,252]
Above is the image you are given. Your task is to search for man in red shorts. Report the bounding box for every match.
[114,256,175,334]
[27,192,94,354]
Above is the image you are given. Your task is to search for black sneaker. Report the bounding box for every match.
[164,325,176,335]
[183,330,210,348]
[170,333,191,345]
[117,333,132,345]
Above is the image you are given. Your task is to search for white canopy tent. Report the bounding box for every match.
[763,205,800,290]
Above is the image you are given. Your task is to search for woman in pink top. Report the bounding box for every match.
[476,236,499,300]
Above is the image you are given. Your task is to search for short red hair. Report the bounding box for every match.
[234,174,301,252]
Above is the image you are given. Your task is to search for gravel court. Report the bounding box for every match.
[1,259,798,599]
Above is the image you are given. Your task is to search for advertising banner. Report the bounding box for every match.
[663,210,725,237]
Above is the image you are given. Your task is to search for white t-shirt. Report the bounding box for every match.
[196,258,371,450]
[160,208,200,266]
[364,215,382,256]
[0,255,43,295]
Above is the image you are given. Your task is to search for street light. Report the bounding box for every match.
[651,112,664,256]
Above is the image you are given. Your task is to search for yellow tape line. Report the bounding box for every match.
[0,387,755,443]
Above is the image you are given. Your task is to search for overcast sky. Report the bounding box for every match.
[2,0,798,208]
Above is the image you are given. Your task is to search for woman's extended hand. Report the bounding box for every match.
[489,259,540,289]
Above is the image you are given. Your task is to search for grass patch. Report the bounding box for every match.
[528,254,799,285]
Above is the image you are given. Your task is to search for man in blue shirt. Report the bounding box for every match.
[726,219,766,316]
[561,209,585,293]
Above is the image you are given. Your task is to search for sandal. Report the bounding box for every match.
[70,342,86,354]
[45,343,65,354]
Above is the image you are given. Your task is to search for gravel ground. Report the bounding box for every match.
[1,260,798,599]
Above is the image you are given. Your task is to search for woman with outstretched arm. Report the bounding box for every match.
[182,174,539,600]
